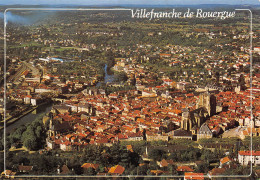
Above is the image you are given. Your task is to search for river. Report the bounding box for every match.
[4,64,112,133]
[4,103,53,134]
[96,64,115,87]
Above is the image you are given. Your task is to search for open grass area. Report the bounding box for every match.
[9,42,43,48]
[54,47,77,51]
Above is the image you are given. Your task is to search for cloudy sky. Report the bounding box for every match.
[1,0,260,5]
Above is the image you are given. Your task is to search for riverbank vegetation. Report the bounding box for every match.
[3,112,47,151]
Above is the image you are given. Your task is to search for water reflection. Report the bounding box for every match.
[4,103,52,134]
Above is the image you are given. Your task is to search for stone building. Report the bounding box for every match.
[196,89,216,117]
[197,123,213,140]
[181,108,207,131]
[48,116,72,137]
[181,89,217,133]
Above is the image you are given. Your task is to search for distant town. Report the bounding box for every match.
[0,6,260,179]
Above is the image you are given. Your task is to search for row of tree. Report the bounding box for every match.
[4,112,47,151]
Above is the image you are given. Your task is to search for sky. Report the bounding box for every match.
[0,0,260,5]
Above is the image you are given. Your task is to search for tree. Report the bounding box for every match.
[223,163,250,175]
[195,162,210,173]
[83,146,96,162]
[0,137,4,151]
[0,153,4,172]
[114,71,128,82]
[84,167,96,175]
[120,151,131,168]
[12,125,27,141]
[35,126,43,138]
[17,156,30,165]
[201,149,216,163]
[109,143,122,165]
[23,136,38,150]
[137,164,148,175]
[168,164,178,175]
[129,151,140,167]
[149,149,166,161]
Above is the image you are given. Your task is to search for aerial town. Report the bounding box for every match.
[0,5,260,179]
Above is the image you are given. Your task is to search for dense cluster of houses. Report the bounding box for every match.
[1,14,260,178]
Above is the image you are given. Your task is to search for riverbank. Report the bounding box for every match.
[0,101,51,132]
[96,64,115,87]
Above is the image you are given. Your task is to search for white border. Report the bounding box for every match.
[3,7,253,178]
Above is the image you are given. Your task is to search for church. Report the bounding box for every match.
[180,89,217,140]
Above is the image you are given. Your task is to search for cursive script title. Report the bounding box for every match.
[131,8,236,20]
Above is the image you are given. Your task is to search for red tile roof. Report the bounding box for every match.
[177,166,194,172]
[18,165,33,172]
[238,151,260,156]
[126,145,134,152]
[220,157,231,164]
[108,165,125,174]
[208,168,226,175]
[184,172,204,180]
[81,163,99,170]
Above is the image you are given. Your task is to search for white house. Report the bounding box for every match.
[31,98,40,106]
[238,151,260,166]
